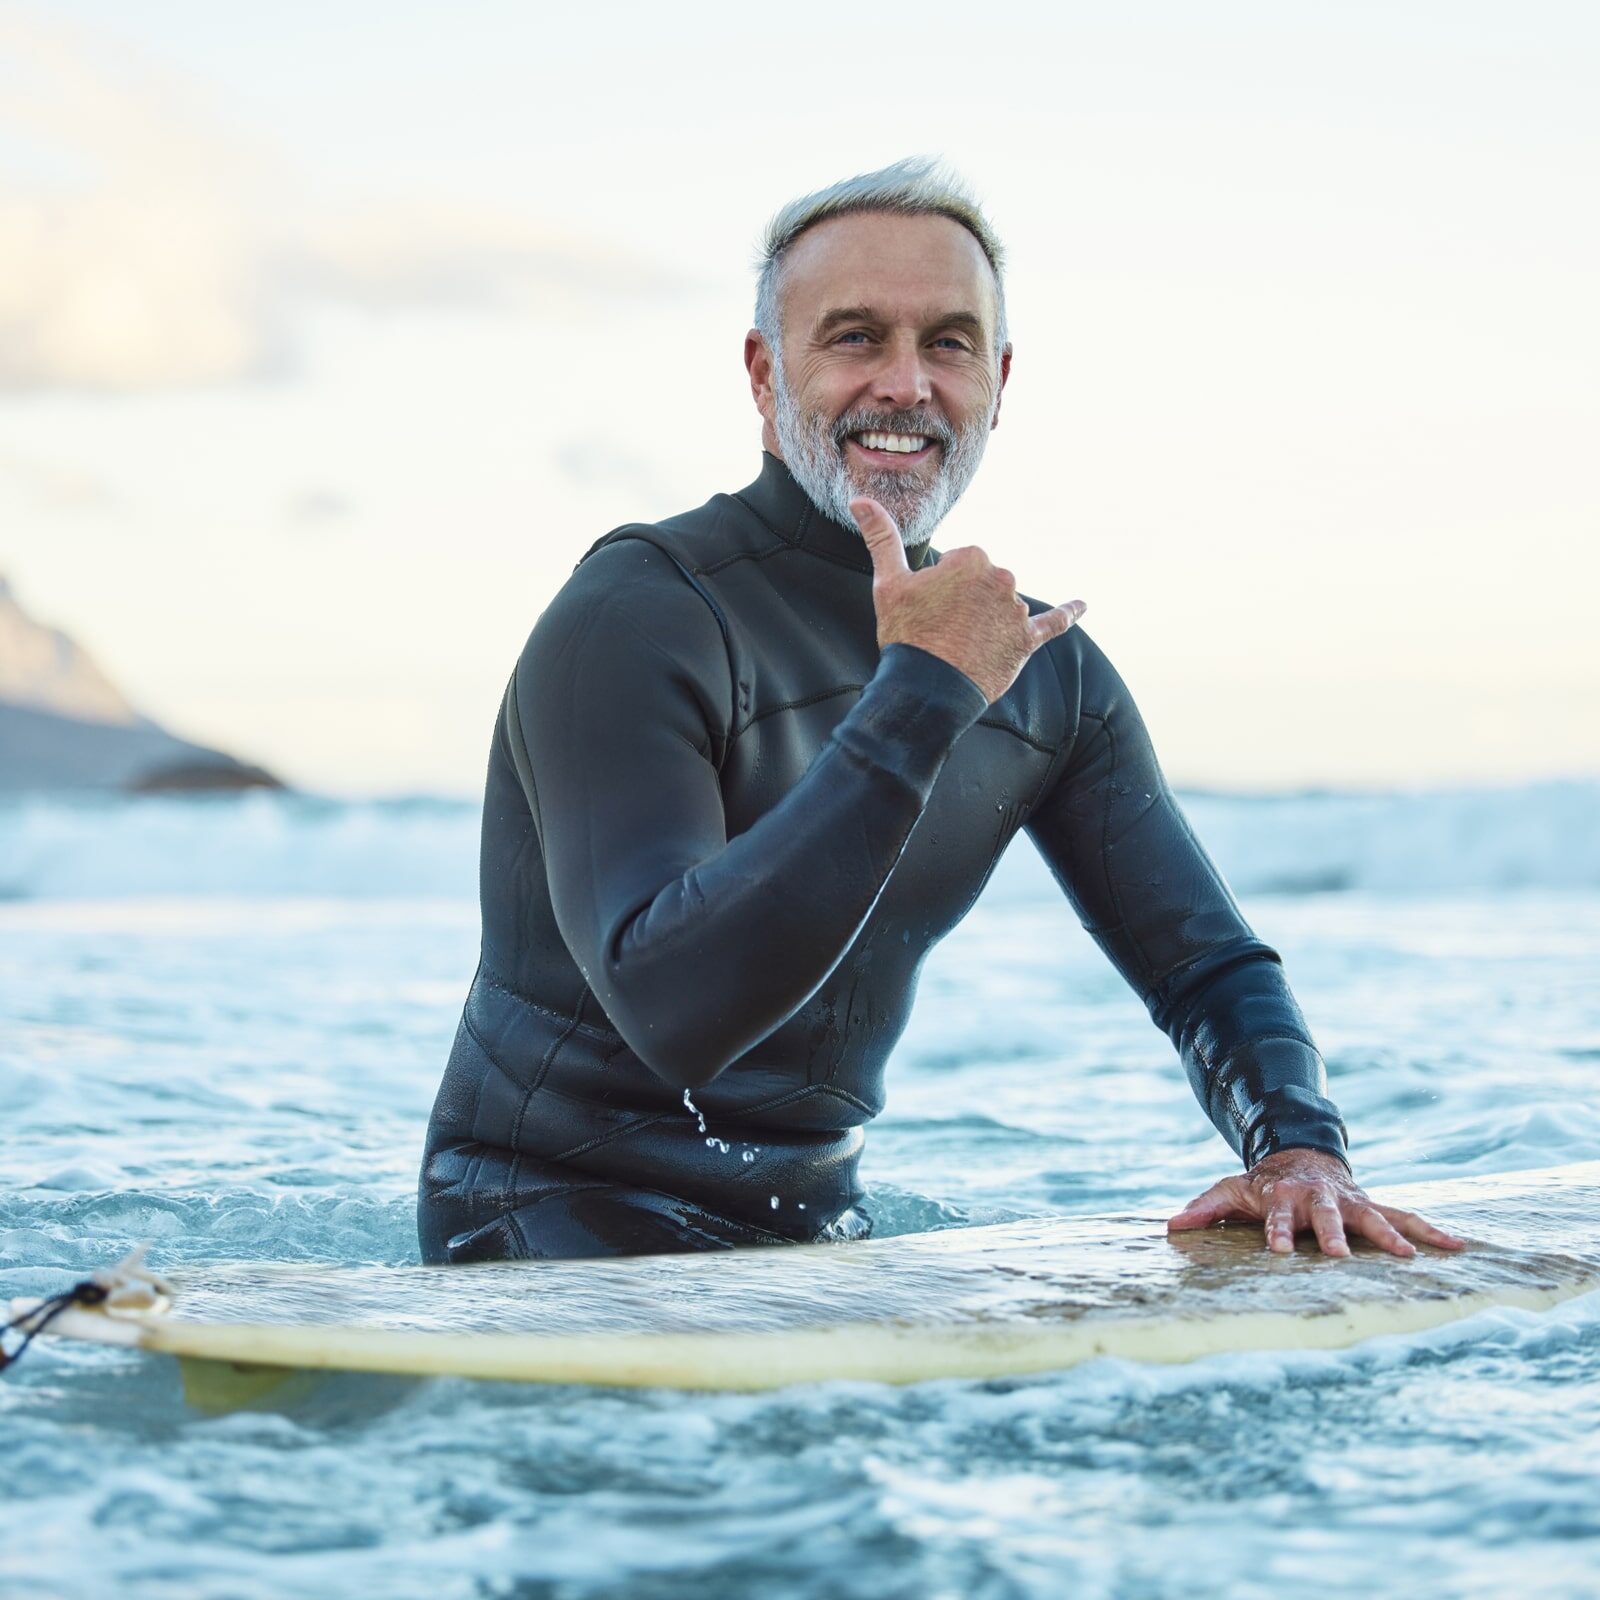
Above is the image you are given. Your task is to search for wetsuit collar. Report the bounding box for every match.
[738,452,936,573]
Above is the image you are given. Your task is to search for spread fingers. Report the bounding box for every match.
[1310,1192,1350,1257]
[1353,1205,1416,1259]
[1266,1201,1297,1255]
[1375,1204,1467,1250]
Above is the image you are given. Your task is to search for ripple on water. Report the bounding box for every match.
[2,822,1599,1598]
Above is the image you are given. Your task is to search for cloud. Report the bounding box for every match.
[0,11,685,395]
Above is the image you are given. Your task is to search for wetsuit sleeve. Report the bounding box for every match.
[1024,631,1351,1172]
[511,539,988,1091]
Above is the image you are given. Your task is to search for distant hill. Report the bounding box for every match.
[0,574,284,794]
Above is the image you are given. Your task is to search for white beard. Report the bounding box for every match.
[769,355,995,549]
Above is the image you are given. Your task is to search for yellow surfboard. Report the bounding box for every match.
[11,1163,1599,1401]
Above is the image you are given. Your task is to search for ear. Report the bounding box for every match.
[745,330,775,419]
[745,330,783,455]
[991,343,1012,432]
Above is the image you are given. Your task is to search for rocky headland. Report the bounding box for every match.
[0,574,284,794]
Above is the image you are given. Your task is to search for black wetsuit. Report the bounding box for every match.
[417,453,1348,1264]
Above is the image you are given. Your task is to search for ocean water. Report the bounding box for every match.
[2,782,1598,1600]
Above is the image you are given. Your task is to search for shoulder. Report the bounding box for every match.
[1016,595,1130,723]
[516,533,731,723]
[536,534,721,641]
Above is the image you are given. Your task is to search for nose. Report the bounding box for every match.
[870,335,932,411]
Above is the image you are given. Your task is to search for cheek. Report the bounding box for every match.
[791,357,862,415]
[942,368,1000,428]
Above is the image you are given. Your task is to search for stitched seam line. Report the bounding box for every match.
[593,530,736,767]
[731,684,863,741]
[551,1110,674,1164]
[476,974,623,1045]
[513,986,593,1146]
[735,1083,826,1119]
[460,1006,526,1092]
[1018,641,1078,830]
[726,494,873,574]
[726,691,1052,752]
[818,1083,876,1116]
[974,715,1055,755]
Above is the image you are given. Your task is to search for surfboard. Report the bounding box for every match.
[10,1163,1600,1402]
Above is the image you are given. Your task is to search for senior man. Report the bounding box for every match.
[418,158,1461,1266]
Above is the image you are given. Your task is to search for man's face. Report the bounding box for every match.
[747,211,1010,547]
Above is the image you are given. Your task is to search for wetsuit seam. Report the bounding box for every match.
[818,1083,876,1116]
[698,541,787,574]
[728,493,874,575]
[476,973,624,1045]
[457,959,489,1146]
[510,1182,617,1216]
[936,710,1064,922]
[460,1007,527,1094]
[513,985,595,1147]
[735,1083,827,1119]
[551,1110,673,1163]
[588,530,737,765]
[730,684,862,741]
[502,1207,531,1254]
[725,688,1054,754]
[1018,639,1082,828]
[974,715,1055,755]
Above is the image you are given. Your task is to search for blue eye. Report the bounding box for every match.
[836,331,869,344]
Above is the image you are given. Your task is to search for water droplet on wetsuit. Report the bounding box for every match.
[681,1088,707,1134]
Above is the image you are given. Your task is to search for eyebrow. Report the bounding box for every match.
[812,306,988,340]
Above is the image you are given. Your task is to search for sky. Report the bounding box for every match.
[1,0,1596,796]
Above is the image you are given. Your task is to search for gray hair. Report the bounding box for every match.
[753,156,1009,361]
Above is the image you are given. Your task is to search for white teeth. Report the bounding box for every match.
[856,431,929,454]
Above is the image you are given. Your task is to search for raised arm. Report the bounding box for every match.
[513,536,987,1090]
[516,497,1083,1093]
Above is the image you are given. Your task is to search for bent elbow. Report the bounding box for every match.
[643,1050,729,1094]
[603,998,739,1093]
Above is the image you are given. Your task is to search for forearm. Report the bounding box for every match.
[1026,629,1351,1171]
[1163,952,1350,1170]
[568,644,986,1088]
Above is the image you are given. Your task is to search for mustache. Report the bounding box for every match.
[828,408,956,451]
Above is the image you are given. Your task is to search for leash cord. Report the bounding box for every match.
[0,1280,110,1373]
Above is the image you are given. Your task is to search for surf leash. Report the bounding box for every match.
[1,1245,171,1375]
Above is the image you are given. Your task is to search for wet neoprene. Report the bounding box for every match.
[417,454,1348,1264]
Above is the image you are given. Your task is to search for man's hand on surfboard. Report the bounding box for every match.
[1166,1149,1468,1259]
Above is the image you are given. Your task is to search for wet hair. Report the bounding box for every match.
[753,156,1009,359]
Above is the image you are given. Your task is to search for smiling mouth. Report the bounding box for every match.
[846,430,938,461]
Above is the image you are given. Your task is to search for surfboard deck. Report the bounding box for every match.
[12,1163,1600,1397]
